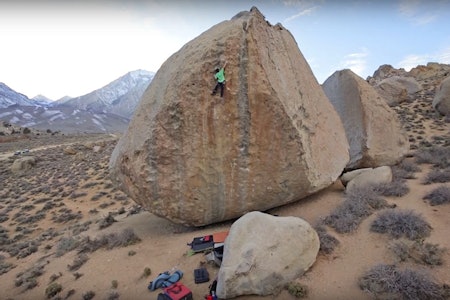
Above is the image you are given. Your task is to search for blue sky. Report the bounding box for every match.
[1,0,449,100]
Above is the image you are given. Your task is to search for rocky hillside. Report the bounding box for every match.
[0,83,37,108]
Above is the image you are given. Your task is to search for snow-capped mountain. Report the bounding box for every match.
[54,69,154,118]
[0,69,154,133]
[0,82,37,108]
[0,105,129,133]
[32,94,54,106]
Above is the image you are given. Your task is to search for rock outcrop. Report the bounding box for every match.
[322,69,409,169]
[11,156,36,173]
[216,211,319,298]
[433,76,450,115]
[109,7,349,226]
[375,76,422,106]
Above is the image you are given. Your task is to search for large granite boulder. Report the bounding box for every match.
[433,76,450,115]
[109,7,349,226]
[216,211,319,298]
[375,76,422,106]
[322,69,409,169]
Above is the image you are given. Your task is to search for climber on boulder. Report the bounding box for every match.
[211,61,227,97]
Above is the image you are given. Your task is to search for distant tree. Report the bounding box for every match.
[46,129,52,133]
[23,127,31,134]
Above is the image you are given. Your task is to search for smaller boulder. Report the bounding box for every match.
[340,168,373,187]
[346,166,392,193]
[11,156,36,173]
[216,211,319,299]
[432,76,450,116]
[63,146,77,155]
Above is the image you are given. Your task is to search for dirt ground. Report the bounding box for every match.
[0,91,449,300]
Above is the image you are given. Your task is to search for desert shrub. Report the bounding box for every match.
[111,279,118,289]
[16,241,39,259]
[423,186,450,206]
[51,208,82,223]
[56,236,80,257]
[73,272,83,280]
[82,291,95,300]
[71,221,92,235]
[98,213,117,229]
[107,291,120,300]
[372,181,410,197]
[392,161,420,180]
[65,289,76,298]
[15,262,46,290]
[82,181,98,188]
[68,253,89,271]
[287,282,308,298]
[79,228,141,253]
[390,240,446,266]
[359,264,447,300]
[423,168,450,184]
[0,260,15,275]
[45,282,62,299]
[415,145,450,168]
[49,272,62,283]
[69,191,88,199]
[324,185,390,233]
[314,224,340,254]
[142,267,152,278]
[370,210,431,240]
[0,214,9,223]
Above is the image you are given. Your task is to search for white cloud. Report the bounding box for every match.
[397,47,450,70]
[398,0,439,25]
[340,48,370,76]
[282,0,322,22]
[284,6,318,22]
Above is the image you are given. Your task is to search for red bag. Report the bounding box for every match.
[163,283,193,300]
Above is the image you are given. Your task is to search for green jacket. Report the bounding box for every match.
[215,68,225,83]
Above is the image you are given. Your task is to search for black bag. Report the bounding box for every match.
[157,293,170,300]
[194,267,209,284]
[188,235,214,252]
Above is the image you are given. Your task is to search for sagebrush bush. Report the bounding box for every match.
[415,145,450,169]
[287,282,308,298]
[389,240,446,266]
[79,228,141,253]
[324,185,389,233]
[359,264,447,300]
[423,186,450,206]
[67,253,89,271]
[314,224,340,254]
[370,210,431,240]
[423,168,450,184]
[45,282,62,299]
[56,236,79,257]
[373,181,410,197]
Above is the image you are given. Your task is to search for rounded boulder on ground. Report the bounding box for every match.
[216,211,320,299]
